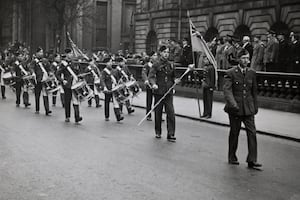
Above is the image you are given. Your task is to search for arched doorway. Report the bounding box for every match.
[146,30,157,55]
[204,27,218,42]
[234,25,251,41]
[270,22,290,37]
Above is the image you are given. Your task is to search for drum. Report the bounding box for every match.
[43,78,59,93]
[22,75,36,89]
[94,78,103,93]
[2,72,16,85]
[111,84,130,103]
[125,81,141,97]
[71,81,93,101]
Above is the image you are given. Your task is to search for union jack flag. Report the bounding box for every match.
[188,12,218,87]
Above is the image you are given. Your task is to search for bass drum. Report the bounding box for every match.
[71,81,93,102]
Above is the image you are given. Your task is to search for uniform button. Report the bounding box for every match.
[243,84,246,87]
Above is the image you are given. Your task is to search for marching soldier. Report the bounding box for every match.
[148,45,178,142]
[142,51,158,121]
[100,57,124,122]
[223,48,262,169]
[30,47,52,115]
[55,48,83,123]
[0,52,7,99]
[12,52,31,107]
[115,57,135,114]
[84,61,102,108]
[51,53,64,107]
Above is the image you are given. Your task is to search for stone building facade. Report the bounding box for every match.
[0,0,136,53]
[134,0,300,54]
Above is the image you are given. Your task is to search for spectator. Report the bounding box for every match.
[215,37,226,69]
[242,36,253,60]
[251,35,265,71]
[289,33,300,73]
[209,37,218,57]
[264,30,279,72]
[181,38,193,66]
[224,35,239,69]
[169,39,182,63]
[277,32,290,72]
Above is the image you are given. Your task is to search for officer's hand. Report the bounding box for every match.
[144,80,149,85]
[152,84,158,90]
[175,78,181,84]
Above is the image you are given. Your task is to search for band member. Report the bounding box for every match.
[30,47,52,115]
[148,45,178,141]
[115,57,135,114]
[100,57,124,121]
[0,52,7,99]
[12,52,31,107]
[56,48,83,123]
[84,61,101,108]
[223,48,262,169]
[142,51,158,121]
[201,55,216,119]
[51,54,64,107]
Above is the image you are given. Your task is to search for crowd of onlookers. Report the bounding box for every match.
[2,29,299,73]
[208,31,300,73]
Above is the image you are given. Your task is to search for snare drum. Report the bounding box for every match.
[125,81,141,96]
[2,72,16,85]
[43,78,59,93]
[71,81,93,101]
[22,75,36,89]
[111,84,130,103]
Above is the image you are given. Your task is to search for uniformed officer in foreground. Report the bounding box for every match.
[148,45,178,142]
[223,48,262,169]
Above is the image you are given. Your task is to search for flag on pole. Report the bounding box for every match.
[188,12,218,88]
[66,32,89,60]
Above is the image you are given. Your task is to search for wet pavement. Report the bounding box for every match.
[0,90,299,200]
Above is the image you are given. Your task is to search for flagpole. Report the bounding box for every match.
[187,10,202,119]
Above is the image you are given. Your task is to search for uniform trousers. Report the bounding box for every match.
[154,93,175,136]
[34,82,50,112]
[203,87,213,116]
[228,114,257,163]
[146,88,153,118]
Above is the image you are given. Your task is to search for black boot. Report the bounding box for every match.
[23,92,30,107]
[60,93,65,108]
[119,104,123,114]
[95,95,101,108]
[73,104,83,123]
[43,96,52,115]
[126,101,134,114]
[1,86,6,99]
[114,108,124,122]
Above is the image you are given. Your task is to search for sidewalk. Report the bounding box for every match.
[132,91,300,142]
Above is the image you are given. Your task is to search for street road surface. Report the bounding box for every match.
[0,91,299,200]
